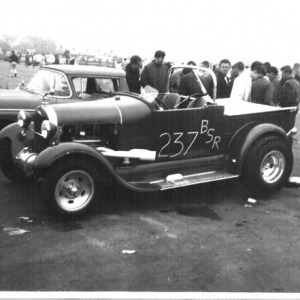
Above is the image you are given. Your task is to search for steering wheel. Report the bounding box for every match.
[154,97,168,110]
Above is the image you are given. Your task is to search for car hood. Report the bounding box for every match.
[48,95,151,125]
[216,98,296,116]
[0,89,43,109]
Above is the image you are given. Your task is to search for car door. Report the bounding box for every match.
[151,105,226,161]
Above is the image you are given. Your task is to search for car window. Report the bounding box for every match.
[72,77,119,96]
[27,70,71,97]
[95,78,119,92]
[73,77,88,95]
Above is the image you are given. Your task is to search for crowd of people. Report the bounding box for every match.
[7,48,300,108]
[124,50,300,108]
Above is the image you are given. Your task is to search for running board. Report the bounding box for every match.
[149,171,239,190]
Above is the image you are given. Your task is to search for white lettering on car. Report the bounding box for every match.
[170,133,184,157]
[158,132,171,157]
[200,119,209,134]
[184,132,199,155]
[158,120,221,157]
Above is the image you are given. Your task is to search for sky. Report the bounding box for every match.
[1,0,300,67]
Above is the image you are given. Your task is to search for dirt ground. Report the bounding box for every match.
[1,62,300,294]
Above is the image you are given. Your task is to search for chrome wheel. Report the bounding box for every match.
[55,170,95,212]
[260,150,285,184]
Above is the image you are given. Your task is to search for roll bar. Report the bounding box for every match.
[166,65,217,102]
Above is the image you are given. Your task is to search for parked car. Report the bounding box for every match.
[0,64,129,129]
[80,56,116,68]
[0,66,297,217]
[2,50,12,61]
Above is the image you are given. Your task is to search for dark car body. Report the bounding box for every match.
[0,66,297,217]
[0,65,129,128]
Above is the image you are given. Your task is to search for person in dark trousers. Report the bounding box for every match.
[278,65,300,108]
[54,55,60,64]
[25,52,30,68]
[216,59,232,98]
[125,55,142,94]
[8,51,19,77]
[140,50,168,93]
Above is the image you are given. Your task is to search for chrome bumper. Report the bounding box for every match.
[16,148,38,176]
[287,127,297,137]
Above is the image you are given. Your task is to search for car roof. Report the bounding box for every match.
[42,65,126,77]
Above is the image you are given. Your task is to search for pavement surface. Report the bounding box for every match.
[1,112,300,293]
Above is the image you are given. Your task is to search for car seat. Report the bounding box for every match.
[162,93,182,109]
[187,97,207,108]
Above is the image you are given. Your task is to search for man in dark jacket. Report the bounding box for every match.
[216,59,232,98]
[125,55,142,94]
[140,50,168,93]
[8,51,19,77]
[251,65,274,105]
[279,65,300,107]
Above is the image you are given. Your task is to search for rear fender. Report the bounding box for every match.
[227,123,290,174]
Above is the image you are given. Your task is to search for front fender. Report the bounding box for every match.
[33,143,158,193]
[0,122,27,160]
[33,142,109,169]
[227,123,290,174]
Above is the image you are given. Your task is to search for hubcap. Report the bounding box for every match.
[260,150,285,184]
[55,170,94,212]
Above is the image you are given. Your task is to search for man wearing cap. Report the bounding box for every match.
[278,65,300,107]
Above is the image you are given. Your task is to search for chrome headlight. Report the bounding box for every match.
[18,110,32,128]
[41,120,57,139]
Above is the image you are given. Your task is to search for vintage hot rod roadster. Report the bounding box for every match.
[0,66,297,217]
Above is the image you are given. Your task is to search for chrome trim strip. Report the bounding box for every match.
[112,103,123,124]
[0,109,35,112]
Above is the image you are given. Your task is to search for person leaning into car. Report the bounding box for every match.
[140,50,168,93]
[125,55,142,94]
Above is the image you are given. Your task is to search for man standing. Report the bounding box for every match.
[216,59,232,99]
[293,63,300,84]
[278,65,300,108]
[8,51,19,77]
[141,50,168,93]
[250,65,274,105]
[121,58,129,71]
[266,66,280,106]
[230,62,252,101]
[125,55,142,94]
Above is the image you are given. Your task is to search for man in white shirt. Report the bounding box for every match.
[230,61,252,101]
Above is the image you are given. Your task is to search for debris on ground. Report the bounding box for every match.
[286,176,300,187]
[247,198,257,204]
[122,250,136,254]
[3,227,31,235]
[20,216,34,223]
[235,221,243,226]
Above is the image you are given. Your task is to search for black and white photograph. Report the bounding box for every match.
[1,0,300,297]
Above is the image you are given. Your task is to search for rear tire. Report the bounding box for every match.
[241,136,293,196]
[42,159,102,218]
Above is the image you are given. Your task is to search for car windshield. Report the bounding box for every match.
[27,70,71,97]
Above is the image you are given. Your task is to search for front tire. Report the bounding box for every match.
[241,136,293,196]
[42,160,102,217]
